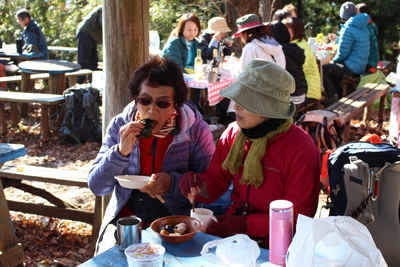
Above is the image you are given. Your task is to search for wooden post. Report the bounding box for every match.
[20,72,31,118]
[10,103,19,127]
[0,103,6,135]
[41,105,50,139]
[102,0,149,213]
[48,74,66,115]
[0,169,25,267]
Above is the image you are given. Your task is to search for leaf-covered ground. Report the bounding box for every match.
[1,102,392,266]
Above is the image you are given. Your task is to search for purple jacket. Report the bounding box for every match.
[88,100,215,243]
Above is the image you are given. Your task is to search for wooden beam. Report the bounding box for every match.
[0,243,24,267]
[6,201,94,224]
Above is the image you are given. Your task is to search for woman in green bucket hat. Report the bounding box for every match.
[179,59,320,246]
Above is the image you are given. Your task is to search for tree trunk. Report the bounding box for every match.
[102,0,149,212]
[225,0,260,57]
[103,0,149,134]
[260,0,282,22]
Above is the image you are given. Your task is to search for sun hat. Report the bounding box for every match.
[340,2,357,21]
[205,17,232,34]
[233,14,269,38]
[219,59,296,119]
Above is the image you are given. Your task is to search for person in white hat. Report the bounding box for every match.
[198,17,232,63]
[179,59,320,246]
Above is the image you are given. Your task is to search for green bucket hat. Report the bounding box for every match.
[219,59,296,119]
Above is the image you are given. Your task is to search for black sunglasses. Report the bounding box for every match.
[136,97,174,109]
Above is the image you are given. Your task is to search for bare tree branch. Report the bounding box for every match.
[269,0,277,21]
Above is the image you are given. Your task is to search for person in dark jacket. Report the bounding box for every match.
[198,17,232,63]
[322,2,370,106]
[16,9,49,59]
[89,56,215,254]
[76,6,102,83]
[356,3,379,73]
[269,21,307,110]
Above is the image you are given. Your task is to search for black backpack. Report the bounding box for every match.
[58,84,102,145]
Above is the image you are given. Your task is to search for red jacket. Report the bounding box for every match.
[196,123,320,243]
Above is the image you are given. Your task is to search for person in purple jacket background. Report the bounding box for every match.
[88,56,215,254]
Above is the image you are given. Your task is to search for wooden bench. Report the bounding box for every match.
[0,92,65,138]
[342,74,360,97]
[0,163,102,251]
[325,83,390,143]
[0,69,93,91]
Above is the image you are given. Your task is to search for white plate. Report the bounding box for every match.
[115,175,152,189]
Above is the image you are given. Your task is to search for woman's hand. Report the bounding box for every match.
[118,121,145,157]
[212,31,223,43]
[140,172,171,198]
[328,33,338,43]
[179,171,204,204]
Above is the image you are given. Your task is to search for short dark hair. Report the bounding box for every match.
[356,3,371,17]
[269,21,291,44]
[16,9,31,20]
[282,17,306,42]
[244,26,274,44]
[128,56,188,107]
[170,13,201,38]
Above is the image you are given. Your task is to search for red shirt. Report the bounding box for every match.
[139,135,174,175]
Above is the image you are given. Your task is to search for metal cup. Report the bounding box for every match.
[16,38,23,54]
[206,71,218,83]
[116,216,142,250]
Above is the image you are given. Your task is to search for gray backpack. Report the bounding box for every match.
[58,84,102,145]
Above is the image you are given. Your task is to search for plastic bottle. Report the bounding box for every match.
[269,200,293,266]
[194,49,203,75]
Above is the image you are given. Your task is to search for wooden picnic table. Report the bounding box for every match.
[18,59,80,116]
[0,143,26,267]
[79,229,270,267]
[0,92,65,138]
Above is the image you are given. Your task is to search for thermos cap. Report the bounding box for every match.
[270,199,293,211]
[270,200,293,219]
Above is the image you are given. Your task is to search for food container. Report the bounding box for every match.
[125,243,165,267]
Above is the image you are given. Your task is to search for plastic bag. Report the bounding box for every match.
[286,215,387,267]
[201,234,260,267]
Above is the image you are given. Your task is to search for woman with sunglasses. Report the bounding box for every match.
[88,56,215,254]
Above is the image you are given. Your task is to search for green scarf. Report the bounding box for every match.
[222,117,293,188]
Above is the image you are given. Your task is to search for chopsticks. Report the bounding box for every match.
[192,174,197,212]
[155,193,165,204]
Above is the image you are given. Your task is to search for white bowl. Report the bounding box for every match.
[115,175,152,189]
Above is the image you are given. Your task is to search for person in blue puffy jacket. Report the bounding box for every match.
[88,56,215,254]
[322,2,370,106]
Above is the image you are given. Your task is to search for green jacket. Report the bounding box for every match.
[77,6,102,44]
[161,35,198,73]
[292,38,321,100]
[366,22,379,68]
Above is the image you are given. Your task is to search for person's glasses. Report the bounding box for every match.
[136,97,173,109]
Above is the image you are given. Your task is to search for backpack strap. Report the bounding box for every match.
[83,92,96,121]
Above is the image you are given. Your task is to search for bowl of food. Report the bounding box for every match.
[115,175,152,189]
[150,216,201,244]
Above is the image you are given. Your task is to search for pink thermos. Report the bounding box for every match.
[269,200,293,266]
